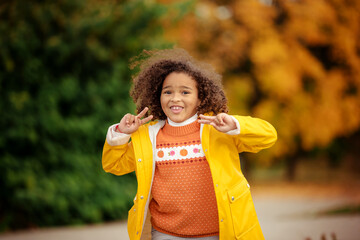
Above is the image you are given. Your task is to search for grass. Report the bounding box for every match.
[319,204,360,216]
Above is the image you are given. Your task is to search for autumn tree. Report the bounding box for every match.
[164,0,360,180]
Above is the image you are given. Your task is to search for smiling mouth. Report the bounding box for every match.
[170,106,184,113]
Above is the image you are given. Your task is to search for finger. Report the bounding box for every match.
[211,117,221,126]
[198,119,213,125]
[209,122,220,129]
[124,114,132,125]
[217,114,225,125]
[199,114,216,121]
[136,117,141,126]
[128,115,136,125]
[122,114,129,123]
[141,115,153,124]
[137,107,149,119]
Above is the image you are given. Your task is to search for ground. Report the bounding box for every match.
[1,181,359,240]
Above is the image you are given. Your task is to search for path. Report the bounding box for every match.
[1,182,359,240]
[253,183,360,240]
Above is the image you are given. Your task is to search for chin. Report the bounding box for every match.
[169,116,184,123]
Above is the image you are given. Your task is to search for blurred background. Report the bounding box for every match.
[0,0,359,239]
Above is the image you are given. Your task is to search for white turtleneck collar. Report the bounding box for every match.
[167,113,199,127]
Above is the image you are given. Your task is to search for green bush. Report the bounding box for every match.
[0,0,172,230]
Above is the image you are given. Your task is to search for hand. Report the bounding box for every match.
[117,107,153,134]
[198,113,237,133]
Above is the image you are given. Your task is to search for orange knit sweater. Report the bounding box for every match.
[149,121,219,238]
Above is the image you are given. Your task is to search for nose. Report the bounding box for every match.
[170,92,181,102]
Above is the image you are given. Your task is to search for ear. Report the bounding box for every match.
[196,99,201,109]
[196,99,201,112]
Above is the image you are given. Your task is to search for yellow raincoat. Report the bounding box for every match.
[102,115,277,240]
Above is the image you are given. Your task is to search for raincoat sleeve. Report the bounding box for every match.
[232,115,277,153]
[102,124,136,175]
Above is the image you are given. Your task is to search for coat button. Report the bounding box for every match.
[140,196,144,199]
[231,196,235,201]
[247,183,250,188]
[138,159,142,162]
[216,184,219,187]
[220,219,224,222]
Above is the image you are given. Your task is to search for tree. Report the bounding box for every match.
[163,0,360,180]
[0,0,171,230]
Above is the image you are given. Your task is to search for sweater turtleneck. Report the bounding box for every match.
[162,119,200,137]
[167,113,198,126]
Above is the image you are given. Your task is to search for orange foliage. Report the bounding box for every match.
[162,0,360,164]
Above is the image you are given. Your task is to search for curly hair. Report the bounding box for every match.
[129,48,228,120]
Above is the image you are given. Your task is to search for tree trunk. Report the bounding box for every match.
[285,156,298,181]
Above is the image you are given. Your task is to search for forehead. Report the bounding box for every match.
[162,72,197,89]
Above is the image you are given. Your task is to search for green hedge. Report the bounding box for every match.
[0,0,173,230]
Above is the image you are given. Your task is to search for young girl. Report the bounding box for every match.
[102,48,277,240]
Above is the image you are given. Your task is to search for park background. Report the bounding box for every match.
[0,0,359,239]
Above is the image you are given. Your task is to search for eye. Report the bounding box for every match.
[162,90,171,95]
[182,91,190,95]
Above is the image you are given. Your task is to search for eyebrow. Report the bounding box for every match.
[162,86,193,90]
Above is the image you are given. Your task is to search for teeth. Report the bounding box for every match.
[171,106,183,110]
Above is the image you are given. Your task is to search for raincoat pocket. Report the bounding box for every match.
[227,179,258,239]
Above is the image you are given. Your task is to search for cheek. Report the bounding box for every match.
[160,95,166,109]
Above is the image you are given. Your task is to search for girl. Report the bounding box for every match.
[102,48,277,240]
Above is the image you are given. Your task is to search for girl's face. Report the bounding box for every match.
[160,72,201,123]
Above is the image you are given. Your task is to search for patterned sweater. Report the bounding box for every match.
[149,120,219,238]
